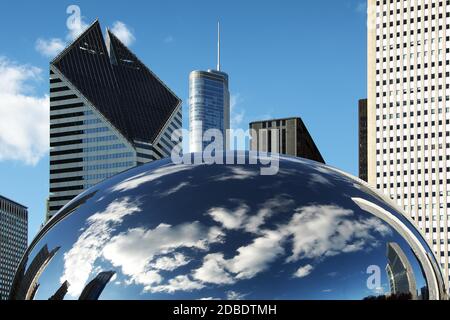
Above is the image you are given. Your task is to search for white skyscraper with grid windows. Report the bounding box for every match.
[367,0,450,291]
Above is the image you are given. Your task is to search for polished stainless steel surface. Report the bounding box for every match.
[10,153,447,300]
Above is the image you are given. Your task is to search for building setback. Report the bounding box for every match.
[0,195,27,300]
[359,99,368,182]
[48,20,182,220]
[367,0,450,290]
[249,117,325,164]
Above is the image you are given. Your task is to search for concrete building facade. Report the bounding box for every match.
[367,0,450,290]
[0,195,27,300]
[249,117,325,163]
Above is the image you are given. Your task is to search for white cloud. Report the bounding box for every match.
[293,264,314,278]
[158,182,190,197]
[35,38,66,58]
[207,204,249,230]
[36,7,135,58]
[213,167,258,181]
[226,230,285,280]
[35,5,89,58]
[194,203,392,287]
[102,221,217,291]
[227,291,247,300]
[149,275,204,293]
[286,205,392,262]
[61,198,142,297]
[194,230,285,283]
[206,195,294,234]
[193,253,235,285]
[111,21,136,46]
[111,164,193,192]
[150,253,191,271]
[308,173,333,187]
[245,195,294,233]
[0,57,49,165]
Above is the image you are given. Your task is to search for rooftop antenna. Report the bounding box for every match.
[217,21,221,71]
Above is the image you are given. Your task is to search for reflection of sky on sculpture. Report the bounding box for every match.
[16,154,438,300]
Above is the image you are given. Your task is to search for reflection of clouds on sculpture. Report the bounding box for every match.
[111,164,194,192]
[246,195,295,233]
[286,205,392,262]
[294,264,314,278]
[61,198,142,297]
[150,253,191,271]
[227,290,248,300]
[207,195,295,234]
[102,222,220,291]
[308,173,334,188]
[193,253,235,285]
[193,229,285,285]
[157,181,190,197]
[212,166,259,182]
[207,203,249,230]
[59,184,394,297]
[194,204,392,286]
[15,153,445,300]
[149,275,204,293]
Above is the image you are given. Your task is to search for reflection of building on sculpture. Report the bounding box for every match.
[9,244,60,300]
[49,281,69,300]
[10,154,448,300]
[386,242,417,299]
[48,271,115,301]
[171,129,280,175]
[78,271,116,300]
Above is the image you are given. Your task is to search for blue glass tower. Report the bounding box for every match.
[189,23,230,152]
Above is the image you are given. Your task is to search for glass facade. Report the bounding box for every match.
[47,20,182,220]
[189,70,230,152]
[0,196,27,300]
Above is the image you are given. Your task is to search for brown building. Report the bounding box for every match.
[359,99,368,182]
[249,117,325,163]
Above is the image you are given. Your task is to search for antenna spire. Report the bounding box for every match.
[217,21,221,71]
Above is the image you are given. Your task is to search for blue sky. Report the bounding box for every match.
[0,0,367,241]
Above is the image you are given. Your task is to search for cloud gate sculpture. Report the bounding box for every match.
[10,153,447,300]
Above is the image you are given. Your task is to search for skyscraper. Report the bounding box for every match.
[367,0,450,290]
[78,271,115,300]
[189,22,230,152]
[359,99,368,182]
[0,195,27,300]
[249,117,325,163]
[385,242,417,299]
[48,20,182,220]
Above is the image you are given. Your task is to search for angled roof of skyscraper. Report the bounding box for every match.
[51,20,181,144]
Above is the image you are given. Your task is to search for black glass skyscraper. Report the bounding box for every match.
[48,20,182,220]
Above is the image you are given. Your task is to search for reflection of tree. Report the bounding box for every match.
[363,293,413,300]
[78,271,115,300]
